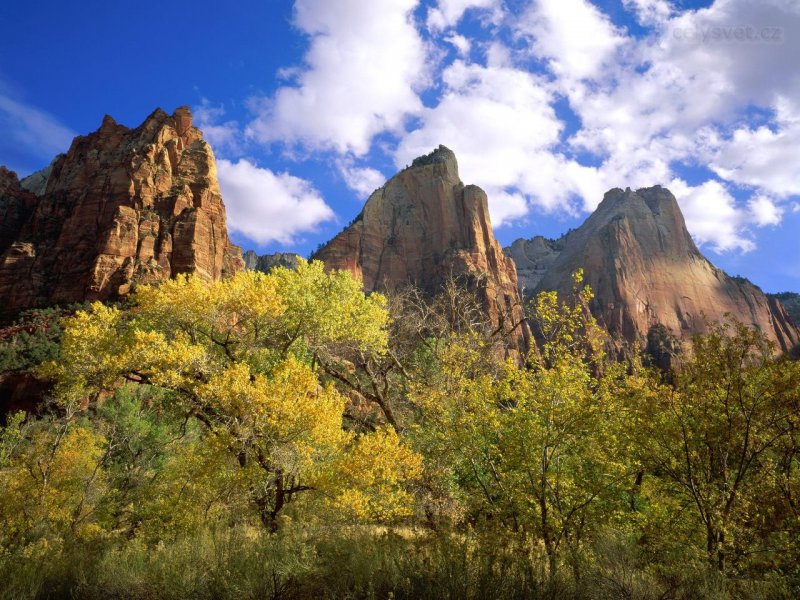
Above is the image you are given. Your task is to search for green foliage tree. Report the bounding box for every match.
[629,321,800,572]
[413,272,631,578]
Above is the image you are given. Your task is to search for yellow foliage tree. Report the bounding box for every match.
[0,417,108,548]
[41,261,418,529]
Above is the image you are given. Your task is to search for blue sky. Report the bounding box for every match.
[1,0,799,292]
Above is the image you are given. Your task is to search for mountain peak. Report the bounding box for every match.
[0,106,243,317]
[506,185,800,354]
[409,145,459,179]
[315,146,528,354]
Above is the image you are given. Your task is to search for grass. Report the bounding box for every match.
[0,525,795,600]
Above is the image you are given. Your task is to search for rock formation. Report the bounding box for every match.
[506,186,800,354]
[0,107,243,318]
[0,167,38,257]
[769,292,800,328]
[243,250,301,273]
[505,236,564,296]
[314,145,529,352]
[20,157,59,197]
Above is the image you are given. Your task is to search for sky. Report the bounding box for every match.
[1,0,799,292]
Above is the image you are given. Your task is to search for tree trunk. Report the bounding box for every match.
[707,525,726,571]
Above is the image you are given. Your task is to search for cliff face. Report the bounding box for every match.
[0,107,243,317]
[507,186,800,354]
[769,292,800,328]
[243,250,301,273]
[0,168,38,257]
[314,145,528,352]
[505,236,564,296]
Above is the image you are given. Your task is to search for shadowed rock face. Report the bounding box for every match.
[314,145,529,352]
[507,186,800,353]
[0,168,38,257]
[769,292,800,327]
[243,251,301,273]
[505,236,565,296]
[0,107,244,318]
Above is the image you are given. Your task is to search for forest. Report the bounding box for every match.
[1,260,799,599]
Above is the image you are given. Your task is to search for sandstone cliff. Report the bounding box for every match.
[0,168,38,257]
[314,145,528,352]
[769,292,800,328]
[507,186,800,354]
[0,107,244,317]
[243,250,301,273]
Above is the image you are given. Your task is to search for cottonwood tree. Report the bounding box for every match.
[630,321,800,571]
[413,273,630,578]
[43,261,420,530]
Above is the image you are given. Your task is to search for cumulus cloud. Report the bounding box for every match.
[245,0,429,156]
[426,0,501,31]
[217,159,335,245]
[516,0,625,83]
[710,102,800,198]
[669,178,754,253]
[338,162,387,198]
[193,99,241,157]
[623,0,674,26]
[444,33,472,56]
[550,0,800,247]
[235,0,800,253]
[747,195,783,227]
[395,58,609,226]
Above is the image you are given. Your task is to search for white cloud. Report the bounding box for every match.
[338,162,387,198]
[217,158,335,245]
[426,0,501,31]
[747,195,783,227]
[516,0,625,83]
[193,99,241,156]
[548,0,800,245]
[623,0,674,26]
[245,0,429,156]
[444,33,471,56]
[395,59,607,226]
[710,103,800,198]
[232,0,800,253]
[669,178,754,253]
[0,94,75,161]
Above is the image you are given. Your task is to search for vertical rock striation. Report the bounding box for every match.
[507,186,800,354]
[0,107,243,317]
[314,145,529,352]
[0,167,38,257]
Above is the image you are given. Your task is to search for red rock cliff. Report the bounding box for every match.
[512,186,800,354]
[0,107,243,317]
[315,145,529,352]
[0,167,38,257]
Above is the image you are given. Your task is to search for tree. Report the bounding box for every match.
[630,321,800,571]
[0,414,108,549]
[42,261,420,530]
[412,272,630,578]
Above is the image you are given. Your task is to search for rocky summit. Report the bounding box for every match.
[506,186,800,354]
[0,107,243,318]
[314,145,529,352]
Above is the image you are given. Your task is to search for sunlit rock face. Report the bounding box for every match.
[315,145,530,353]
[0,107,243,318]
[507,186,800,354]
